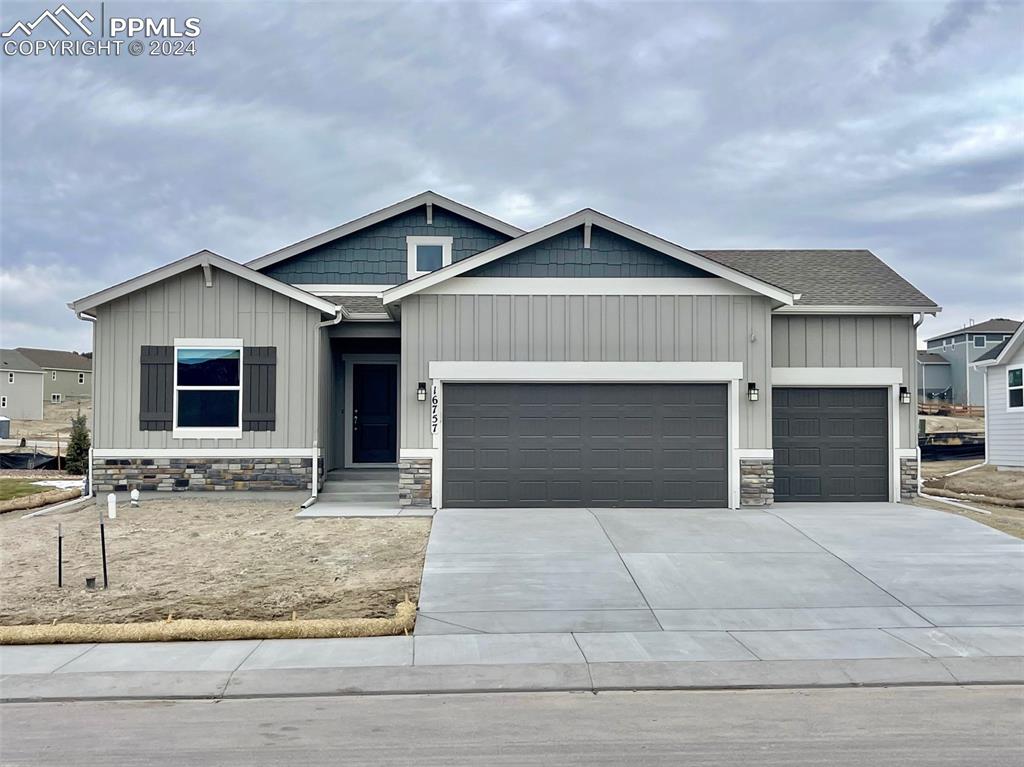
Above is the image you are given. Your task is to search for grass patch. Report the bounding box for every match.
[0,479,48,502]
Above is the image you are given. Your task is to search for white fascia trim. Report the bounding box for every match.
[775,305,941,315]
[383,209,797,306]
[735,448,773,460]
[246,191,525,270]
[92,448,319,458]
[429,361,744,382]
[972,326,1024,368]
[419,277,758,296]
[771,367,903,386]
[70,250,339,316]
[407,235,453,280]
[296,284,395,296]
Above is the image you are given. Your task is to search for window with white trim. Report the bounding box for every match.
[0,396,6,408]
[1008,366,1023,410]
[51,393,62,403]
[51,370,57,381]
[78,372,85,384]
[173,342,242,437]
[973,335,986,348]
[407,236,453,279]
[6,372,12,384]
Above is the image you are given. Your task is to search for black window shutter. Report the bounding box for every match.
[243,346,277,431]
[139,346,173,431]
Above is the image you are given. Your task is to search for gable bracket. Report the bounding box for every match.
[201,260,214,288]
[426,202,433,225]
[583,219,592,249]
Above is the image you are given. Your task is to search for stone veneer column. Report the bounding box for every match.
[739,459,774,507]
[398,458,433,507]
[899,456,919,500]
[90,457,314,493]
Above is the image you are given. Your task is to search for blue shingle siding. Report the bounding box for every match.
[261,206,511,284]
[465,225,714,278]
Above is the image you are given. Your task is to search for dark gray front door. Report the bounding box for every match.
[352,364,397,463]
[442,383,728,508]
[772,387,888,502]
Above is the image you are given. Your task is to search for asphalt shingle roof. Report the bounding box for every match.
[16,347,92,371]
[0,349,42,373]
[324,295,388,316]
[917,351,949,364]
[696,250,938,308]
[925,318,1020,343]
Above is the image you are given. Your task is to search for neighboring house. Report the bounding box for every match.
[16,348,92,404]
[70,191,940,507]
[0,349,44,421]
[923,319,1020,406]
[973,325,1024,468]
[917,351,953,401]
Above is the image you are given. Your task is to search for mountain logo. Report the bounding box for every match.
[1,5,94,37]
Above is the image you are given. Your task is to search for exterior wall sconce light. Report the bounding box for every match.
[417,382,427,402]
[899,386,911,405]
[747,382,759,402]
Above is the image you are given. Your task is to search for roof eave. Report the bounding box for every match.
[775,304,942,315]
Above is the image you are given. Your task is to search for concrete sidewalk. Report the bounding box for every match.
[2,630,1023,702]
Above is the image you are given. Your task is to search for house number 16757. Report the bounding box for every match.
[430,383,439,434]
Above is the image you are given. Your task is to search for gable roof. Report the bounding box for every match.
[246,191,526,272]
[926,318,1020,343]
[917,351,949,364]
[974,324,1024,367]
[383,209,799,306]
[69,250,339,317]
[697,250,939,312]
[0,349,43,374]
[16,348,91,371]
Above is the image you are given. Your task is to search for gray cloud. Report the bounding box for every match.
[1,0,1021,350]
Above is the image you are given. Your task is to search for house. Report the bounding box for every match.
[917,351,953,401]
[973,325,1024,468]
[15,348,92,404]
[70,191,940,507]
[0,349,44,420]
[923,319,1020,406]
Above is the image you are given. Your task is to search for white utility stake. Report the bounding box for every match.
[106,492,117,519]
[130,488,140,508]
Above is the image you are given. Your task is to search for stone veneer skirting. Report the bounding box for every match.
[399,458,433,507]
[900,456,919,500]
[739,459,774,507]
[92,457,316,493]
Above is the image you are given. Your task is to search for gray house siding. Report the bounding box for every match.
[918,362,952,399]
[985,346,1024,467]
[43,369,91,401]
[400,293,773,451]
[92,266,322,450]
[465,225,714,278]
[923,334,1013,405]
[261,206,512,285]
[0,371,44,420]
[771,315,917,449]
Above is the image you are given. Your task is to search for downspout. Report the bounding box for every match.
[302,304,347,508]
[74,310,97,501]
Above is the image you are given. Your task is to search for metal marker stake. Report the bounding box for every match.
[99,505,109,589]
[57,523,63,588]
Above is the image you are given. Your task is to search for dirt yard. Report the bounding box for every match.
[919,415,985,434]
[916,460,1024,539]
[923,463,1024,502]
[0,497,430,625]
[2,400,92,444]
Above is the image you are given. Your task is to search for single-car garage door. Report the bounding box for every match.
[773,387,888,502]
[442,382,728,508]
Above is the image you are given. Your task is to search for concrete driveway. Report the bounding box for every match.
[416,503,1024,658]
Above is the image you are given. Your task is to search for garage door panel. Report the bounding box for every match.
[773,387,888,503]
[443,382,727,508]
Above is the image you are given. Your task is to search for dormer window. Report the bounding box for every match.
[407,236,452,279]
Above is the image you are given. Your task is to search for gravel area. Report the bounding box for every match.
[0,497,430,625]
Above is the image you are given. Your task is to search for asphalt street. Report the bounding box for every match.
[1,686,1022,766]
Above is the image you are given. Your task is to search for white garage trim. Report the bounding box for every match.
[419,277,758,296]
[424,361,745,510]
[771,367,903,386]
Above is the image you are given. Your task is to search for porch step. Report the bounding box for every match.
[326,469,399,482]
[319,492,401,504]
[321,481,397,494]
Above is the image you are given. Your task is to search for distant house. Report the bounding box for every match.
[0,349,44,420]
[924,319,1021,406]
[973,326,1024,468]
[15,348,92,404]
[916,351,952,401]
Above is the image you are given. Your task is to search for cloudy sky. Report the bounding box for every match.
[1,0,1021,351]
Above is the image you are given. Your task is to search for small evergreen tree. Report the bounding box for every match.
[65,414,90,476]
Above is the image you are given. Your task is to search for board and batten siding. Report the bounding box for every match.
[985,346,1024,467]
[400,293,773,450]
[771,315,918,449]
[92,266,322,450]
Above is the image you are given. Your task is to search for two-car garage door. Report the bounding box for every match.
[442,383,728,508]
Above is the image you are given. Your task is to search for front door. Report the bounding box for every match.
[352,363,398,464]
